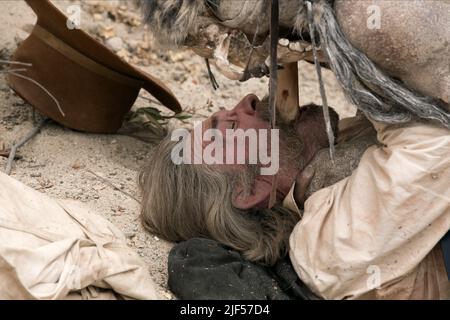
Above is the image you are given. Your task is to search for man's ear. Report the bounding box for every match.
[232,175,273,210]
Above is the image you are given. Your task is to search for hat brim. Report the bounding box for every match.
[25,0,181,113]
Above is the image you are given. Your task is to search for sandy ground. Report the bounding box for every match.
[0,0,355,299]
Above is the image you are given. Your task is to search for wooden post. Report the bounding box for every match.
[276,62,299,122]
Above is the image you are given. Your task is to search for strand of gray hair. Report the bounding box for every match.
[311,1,449,128]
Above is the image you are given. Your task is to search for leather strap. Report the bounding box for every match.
[268,0,279,208]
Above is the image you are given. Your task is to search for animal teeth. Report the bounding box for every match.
[278,38,289,47]
[264,56,271,67]
[288,41,305,52]
[305,45,312,51]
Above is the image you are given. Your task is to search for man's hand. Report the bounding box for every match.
[293,165,315,209]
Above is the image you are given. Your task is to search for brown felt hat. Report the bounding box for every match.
[8,0,181,133]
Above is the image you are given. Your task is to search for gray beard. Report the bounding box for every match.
[256,97,305,171]
[305,116,379,198]
[254,97,376,200]
[258,94,378,199]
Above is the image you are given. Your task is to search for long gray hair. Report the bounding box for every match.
[309,0,450,128]
[139,136,299,266]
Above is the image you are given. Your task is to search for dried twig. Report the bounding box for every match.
[86,169,141,204]
[240,16,261,82]
[0,149,22,160]
[0,59,32,67]
[138,94,163,106]
[0,68,28,73]
[1,58,63,116]
[205,58,219,90]
[9,71,65,117]
[5,117,48,175]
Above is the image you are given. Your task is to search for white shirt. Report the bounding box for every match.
[288,120,450,299]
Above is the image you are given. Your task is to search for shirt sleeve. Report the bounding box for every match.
[289,121,450,299]
[282,183,303,218]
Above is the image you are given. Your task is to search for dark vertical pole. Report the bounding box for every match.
[268,0,279,208]
[306,0,335,162]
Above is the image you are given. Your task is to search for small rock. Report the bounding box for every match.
[30,172,41,178]
[38,179,53,189]
[106,37,124,52]
[134,241,145,249]
[161,291,173,300]
[127,39,140,52]
[173,73,187,83]
[0,83,9,92]
[125,232,136,239]
[93,13,103,21]
[71,163,85,170]
[93,185,106,191]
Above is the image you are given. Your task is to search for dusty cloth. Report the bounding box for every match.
[0,172,159,300]
[168,238,292,300]
[288,119,450,299]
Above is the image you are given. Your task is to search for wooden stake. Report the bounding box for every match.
[276,62,299,122]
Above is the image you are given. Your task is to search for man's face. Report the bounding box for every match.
[184,94,334,209]
[193,94,274,171]
[186,94,306,209]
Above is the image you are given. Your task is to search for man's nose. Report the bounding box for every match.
[233,94,259,115]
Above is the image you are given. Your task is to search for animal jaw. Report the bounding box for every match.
[138,0,450,127]
[138,0,316,78]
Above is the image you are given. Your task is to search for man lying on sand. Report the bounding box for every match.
[140,94,450,299]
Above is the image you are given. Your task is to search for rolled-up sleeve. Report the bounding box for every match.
[289,121,450,299]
